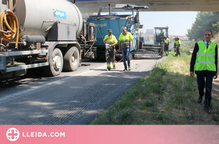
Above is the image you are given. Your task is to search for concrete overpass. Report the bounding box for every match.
[72,0,219,13]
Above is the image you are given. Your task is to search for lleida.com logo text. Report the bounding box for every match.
[6,128,65,142]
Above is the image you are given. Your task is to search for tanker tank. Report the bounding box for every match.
[15,0,83,39]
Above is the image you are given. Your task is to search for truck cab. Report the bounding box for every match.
[154,27,169,45]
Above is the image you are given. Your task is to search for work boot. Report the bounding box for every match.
[204,107,211,114]
[204,100,211,114]
[128,67,131,71]
[113,65,116,69]
[106,67,111,71]
[197,98,202,104]
[123,68,127,71]
[197,97,202,104]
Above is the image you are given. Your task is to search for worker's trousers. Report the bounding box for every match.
[105,47,115,69]
[164,43,169,55]
[121,47,130,69]
[197,72,214,108]
[175,46,181,56]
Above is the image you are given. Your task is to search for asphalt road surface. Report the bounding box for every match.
[0,57,165,125]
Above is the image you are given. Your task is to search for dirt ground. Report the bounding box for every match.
[212,77,219,120]
[213,77,219,100]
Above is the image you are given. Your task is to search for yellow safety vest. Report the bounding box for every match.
[104,35,118,43]
[164,38,170,43]
[174,40,181,46]
[195,41,216,71]
[119,32,134,41]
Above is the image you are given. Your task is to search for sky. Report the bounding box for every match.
[138,12,198,36]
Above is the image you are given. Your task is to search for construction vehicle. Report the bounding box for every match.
[154,27,168,44]
[86,4,148,60]
[133,26,169,59]
[86,4,168,60]
[0,0,98,79]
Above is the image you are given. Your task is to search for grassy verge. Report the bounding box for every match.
[91,42,219,124]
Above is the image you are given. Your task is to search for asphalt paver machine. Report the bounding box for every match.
[134,26,169,59]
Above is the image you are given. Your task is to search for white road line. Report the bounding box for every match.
[0,65,106,104]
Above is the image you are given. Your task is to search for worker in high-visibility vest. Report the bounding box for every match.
[174,37,181,56]
[159,29,164,37]
[118,26,134,71]
[190,30,218,114]
[103,29,118,71]
[164,36,170,56]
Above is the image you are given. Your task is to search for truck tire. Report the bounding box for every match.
[63,47,80,71]
[45,48,63,76]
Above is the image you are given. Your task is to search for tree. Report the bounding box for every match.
[187,12,219,41]
[212,12,219,33]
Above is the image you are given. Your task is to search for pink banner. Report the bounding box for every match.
[1,125,218,144]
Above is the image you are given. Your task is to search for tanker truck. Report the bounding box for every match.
[0,0,97,79]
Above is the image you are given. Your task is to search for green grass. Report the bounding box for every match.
[91,41,219,125]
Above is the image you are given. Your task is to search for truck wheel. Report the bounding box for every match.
[63,47,79,71]
[45,48,63,76]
